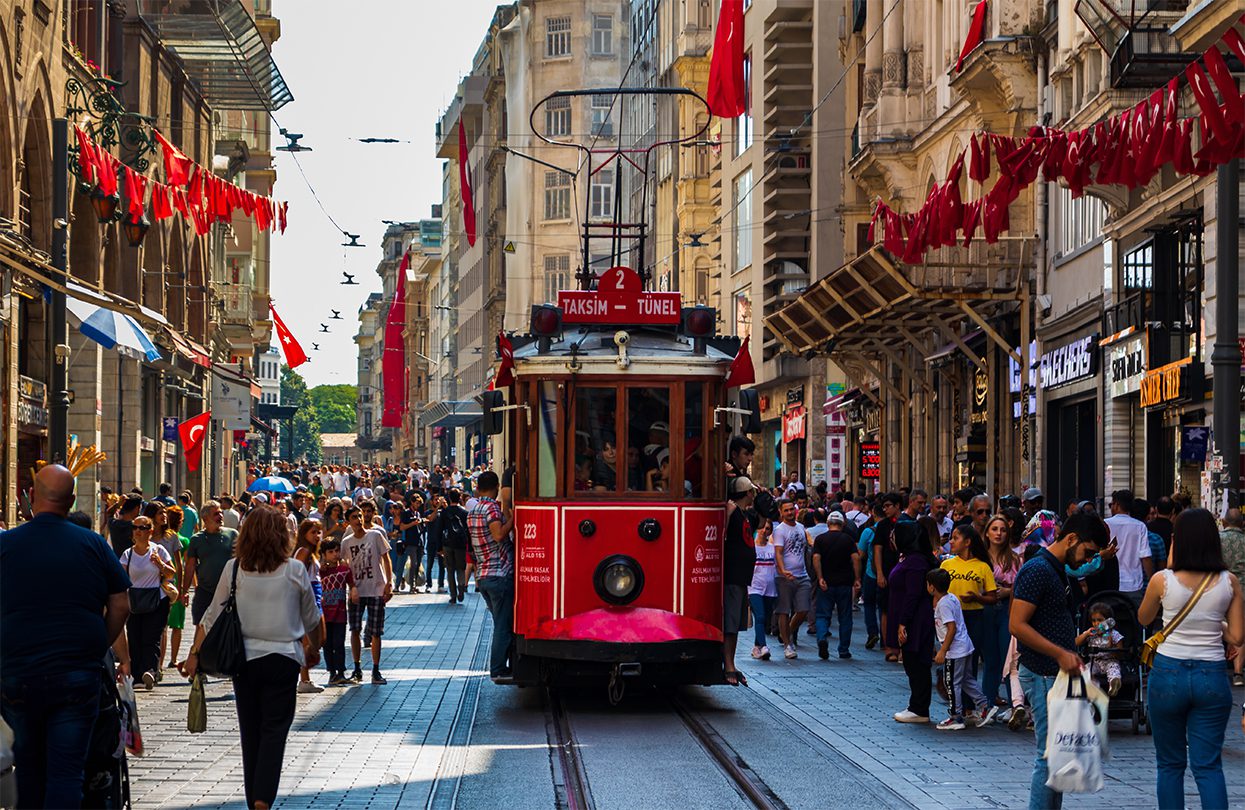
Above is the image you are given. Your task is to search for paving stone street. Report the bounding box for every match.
[127,592,1245,809]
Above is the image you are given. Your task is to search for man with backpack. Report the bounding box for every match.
[440,489,471,604]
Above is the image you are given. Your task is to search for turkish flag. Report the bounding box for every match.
[956,0,989,73]
[153,129,194,187]
[123,166,148,221]
[725,334,755,389]
[269,303,308,368]
[489,332,516,390]
[458,120,477,247]
[74,126,98,186]
[178,411,212,472]
[150,182,173,221]
[706,0,747,118]
[381,255,409,428]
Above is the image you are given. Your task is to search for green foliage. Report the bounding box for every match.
[309,384,357,433]
[280,366,322,462]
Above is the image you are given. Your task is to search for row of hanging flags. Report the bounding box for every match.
[73,126,290,238]
[869,9,1245,264]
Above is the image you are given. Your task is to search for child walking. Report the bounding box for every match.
[928,569,997,730]
[319,539,356,685]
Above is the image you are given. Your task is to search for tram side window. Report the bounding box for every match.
[628,387,670,492]
[684,382,704,498]
[536,381,559,498]
[575,387,618,492]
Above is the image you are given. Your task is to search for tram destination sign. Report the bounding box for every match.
[558,266,681,325]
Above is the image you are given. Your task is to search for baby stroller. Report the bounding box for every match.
[1077,590,1149,734]
[83,660,131,809]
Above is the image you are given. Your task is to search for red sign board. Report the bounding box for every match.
[558,266,681,325]
[782,406,807,443]
[860,441,881,479]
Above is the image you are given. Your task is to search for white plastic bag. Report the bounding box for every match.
[1044,669,1107,793]
[117,675,144,757]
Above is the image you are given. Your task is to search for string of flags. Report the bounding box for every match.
[868,12,1245,265]
[74,125,289,238]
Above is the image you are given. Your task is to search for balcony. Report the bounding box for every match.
[435,75,489,158]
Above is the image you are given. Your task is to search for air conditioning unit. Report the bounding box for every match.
[593,122,614,138]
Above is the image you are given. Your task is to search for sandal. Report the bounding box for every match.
[724,670,740,686]
[885,653,899,663]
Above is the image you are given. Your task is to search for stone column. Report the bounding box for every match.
[66,334,103,515]
[864,0,884,106]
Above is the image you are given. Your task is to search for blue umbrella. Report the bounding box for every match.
[65,297,162,362]
[248,476,297,494]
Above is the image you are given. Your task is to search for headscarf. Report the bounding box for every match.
[1022,509,1060,547]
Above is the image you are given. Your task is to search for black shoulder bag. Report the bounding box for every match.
[197,561,247,678]
[123,549,164,615]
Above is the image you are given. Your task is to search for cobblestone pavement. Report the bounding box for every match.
[734,623,1245,810]
[128,593,1245,809]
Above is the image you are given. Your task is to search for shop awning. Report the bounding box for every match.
[166,330,213,368]
[418,400,483,430]
[66,295,163,362]
[823,388,861,415]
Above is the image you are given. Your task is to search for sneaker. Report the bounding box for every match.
[371,670,387,685]
[351,667,363,683]
[1108,677,1121,697]
[936,717,966,731]
[297,681,325,694]
[839,652,853,660]
[141,671,155,691]
[893,710,929,724]
[1008,705,1028,732]
[1233,673,1245,688]
[327,672,346,686]
[751,645,765,660]
[818,640,830,660]
[760,645,772,661]
[784,645,797,660]
[153,668,164,683]
[805,625,816,636]
[865,634,879,650]
[976,705,999,727]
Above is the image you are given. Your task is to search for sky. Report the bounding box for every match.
[268,0,500,387]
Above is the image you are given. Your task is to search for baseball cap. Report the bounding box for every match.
[254,493,270,504]
[649,421,669,433]
[1022,486,1043,502]
[827,511,847,525]
[729,476,756,500]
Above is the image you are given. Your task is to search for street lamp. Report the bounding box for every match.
[123,213,150,247]
[90,187,120,223]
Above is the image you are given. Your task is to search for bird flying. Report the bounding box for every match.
[319,324,330,333]
[330,310,342,319]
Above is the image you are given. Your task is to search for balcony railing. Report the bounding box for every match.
[1103,291,1146,336]
[220,282,253,324]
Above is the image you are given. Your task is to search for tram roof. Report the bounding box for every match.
[512,328,737,374]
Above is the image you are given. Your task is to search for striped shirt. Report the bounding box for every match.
[467,497,512,578]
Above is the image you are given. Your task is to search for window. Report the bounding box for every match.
[592,14,613,55]
[1122,242,1153,290]
[733,54,752,157]
[590,168,614,219]
[535,380,559,497]
[733,169,752,274]
[735,290,752,337]
[628,387,670,492]
[1057,185,1106,257]
[545,96,571,137]
[544,254,570,302]
[575,387,618,491]
[684,382,705,497]
[544,171,571,220]
[545,16,571,58]
[590,94,614,137]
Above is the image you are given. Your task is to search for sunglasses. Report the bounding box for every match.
[975,508,990,514]
[134,524,153,531]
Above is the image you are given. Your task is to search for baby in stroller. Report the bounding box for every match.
[1076,601,1124,696]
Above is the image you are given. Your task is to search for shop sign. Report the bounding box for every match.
[864,406,881,434]
[162,417,180,442]
[1008,342,1037,393]
[17,375,48,430]
[1139,358,1191,409]
[860,441,881,479]
[1107,333,1146,398]
[1180,426,1208,463]
[1039,334,1099,390]
[970,368,989,425]
[810,459,826,485]
[212,373,251,430]
[786,386,805,407]
[782,406,807,443]
[826,433,844,484]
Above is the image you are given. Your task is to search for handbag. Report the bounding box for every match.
[197,560,247,678]
[123,548,164,615]
[187,674,207,734]
[1139,572,1215,667]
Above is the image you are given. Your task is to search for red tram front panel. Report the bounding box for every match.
[560,505,678,623]
[514,504,558,637]
[680,506,727,635]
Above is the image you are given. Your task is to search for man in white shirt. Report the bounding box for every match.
[841,496,869,529]
[332,468,350,497]
[930,495,954,543]
[342,506,393,684]
[1104,489,1153,607]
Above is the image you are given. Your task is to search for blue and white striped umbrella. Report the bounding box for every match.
[65,298,163,362]
[248,476,297,494]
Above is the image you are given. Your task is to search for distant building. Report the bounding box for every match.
[321,433,366,466]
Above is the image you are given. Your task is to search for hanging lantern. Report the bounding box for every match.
[90,187,120,223]
[123,213,150,247]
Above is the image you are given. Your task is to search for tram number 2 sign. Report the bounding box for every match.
[559,266,681,325]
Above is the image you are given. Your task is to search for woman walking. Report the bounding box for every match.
[183,507,324,810]
[120,517,176,689]
[747,519,778,660]
[293,519,326,694]
[889,518,937,723]
[1138,508,1243,810]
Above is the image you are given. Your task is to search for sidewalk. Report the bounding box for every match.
[735,629,1245,809]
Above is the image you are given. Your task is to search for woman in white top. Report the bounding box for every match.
[1138,508,1244,810]
[183,506,323,810]
[748,519,778,661]
[120,517,176,689]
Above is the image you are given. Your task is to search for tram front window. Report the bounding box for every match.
[575,387,617,492]
[628,387,670,492]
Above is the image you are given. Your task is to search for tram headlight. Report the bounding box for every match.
[594,555,644,606]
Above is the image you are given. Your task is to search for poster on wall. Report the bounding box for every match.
[810,459,826,486]
[1180,426,1208,464]
[212,374,251,430]
[782,406,807,443]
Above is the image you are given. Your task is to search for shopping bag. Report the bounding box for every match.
[187,674,207,734]
[1044,669,1104,793]
[117,675,144,757]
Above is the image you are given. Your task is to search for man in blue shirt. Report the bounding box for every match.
[1009,511,1109,810]
[1,465,132,809]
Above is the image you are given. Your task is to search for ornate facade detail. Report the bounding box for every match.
[864,69,881,103]
[882,52,904,87]
[906,48,923,89]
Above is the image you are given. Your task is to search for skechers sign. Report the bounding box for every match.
[1038,334,1098,390]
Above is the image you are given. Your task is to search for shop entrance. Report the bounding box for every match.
[1046,398,1098,510]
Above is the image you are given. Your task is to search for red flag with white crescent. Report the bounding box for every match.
[269,303,308,368]
[489,332,515,390]
[725,334,755,389]
[381,254,409,428]
[458,120,477,246]
[956,0,989,73]
[179,411,212,472]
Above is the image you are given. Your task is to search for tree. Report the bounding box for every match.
[280,366,322,462]
[308,384,357,433]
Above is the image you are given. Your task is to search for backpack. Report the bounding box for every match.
[442,506,470,550]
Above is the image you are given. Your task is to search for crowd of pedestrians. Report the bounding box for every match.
[722,440,1245,810]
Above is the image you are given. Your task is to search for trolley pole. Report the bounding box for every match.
[1211,158,1241,509]
[47,118,70,463]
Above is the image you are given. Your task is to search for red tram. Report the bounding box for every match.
[478,89,761,694]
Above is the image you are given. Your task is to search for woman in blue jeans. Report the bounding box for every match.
[747,520,778,660]
[1138,508,1244,810]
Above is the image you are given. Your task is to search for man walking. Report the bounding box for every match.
[440,490,471,603]
[1010,512,1108,810]
[1104,489,1153,609]
[183,501,238,626]
[467,471,516,682]
[812,511,861,660]
[342,506,394,684]
[1,465,132,808]
[108,493,144,557]
[723,477,757,685]
[772,501,812,659]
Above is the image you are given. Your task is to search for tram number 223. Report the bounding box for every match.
[703,525,718,544]
[522,523,538,541]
